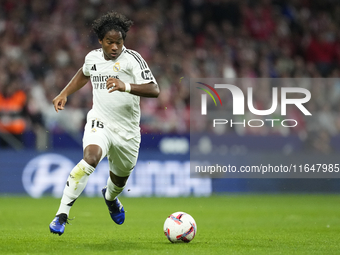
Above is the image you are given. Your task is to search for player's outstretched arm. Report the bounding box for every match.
[52,68,90,112]
[106,78,160,98]
[130,82,160,98]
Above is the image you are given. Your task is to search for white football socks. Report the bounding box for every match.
[105,177,125,201]
[56,159,95,216]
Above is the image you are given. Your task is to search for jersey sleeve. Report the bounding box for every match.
[128,51,157,84]
[82,54,91,76]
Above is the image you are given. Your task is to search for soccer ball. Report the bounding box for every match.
[163,212,197,243]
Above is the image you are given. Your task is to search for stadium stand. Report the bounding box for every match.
[1,0,340,153]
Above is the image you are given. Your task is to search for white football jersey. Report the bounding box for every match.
[82,46,157,139]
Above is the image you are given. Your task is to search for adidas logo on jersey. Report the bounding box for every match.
[91,64,97,71]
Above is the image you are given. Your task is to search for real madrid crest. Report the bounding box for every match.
[113,62,120,72]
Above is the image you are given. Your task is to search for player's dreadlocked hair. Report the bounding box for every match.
[92,12,133,41]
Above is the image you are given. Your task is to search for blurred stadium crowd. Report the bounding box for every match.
[1,0,340,152]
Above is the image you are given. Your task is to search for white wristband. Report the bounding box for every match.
[125,82,131,93]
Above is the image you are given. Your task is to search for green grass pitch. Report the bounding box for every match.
[0,195,340,255]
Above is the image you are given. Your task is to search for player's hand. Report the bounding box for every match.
[106,78,125,93]
[52,94,67,113]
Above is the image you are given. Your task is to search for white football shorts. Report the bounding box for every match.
[82,118,141,177]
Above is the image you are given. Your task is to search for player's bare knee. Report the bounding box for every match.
[83,145,102,167]
[82,151,100,167]
[83,155,100,168]
[110,172,129,187]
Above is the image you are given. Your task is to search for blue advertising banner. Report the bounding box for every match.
[0,148,211,197]
[2,134,340,196]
